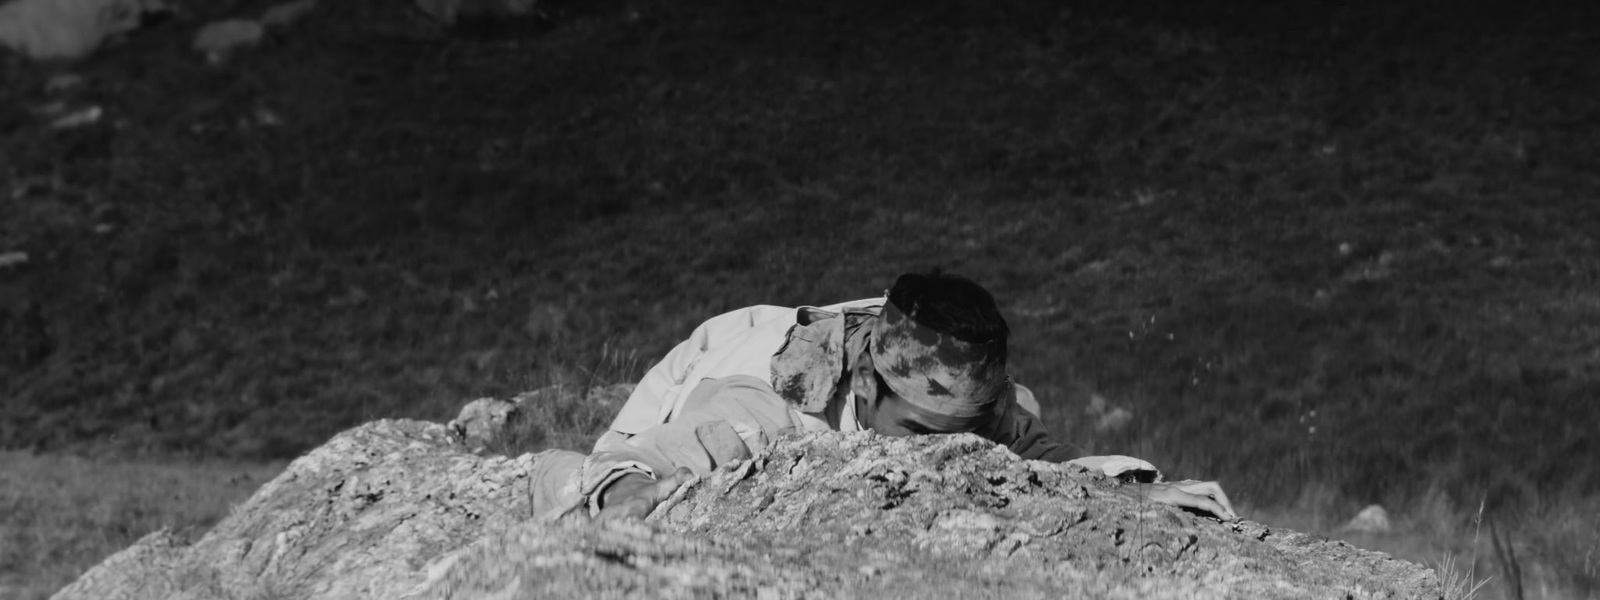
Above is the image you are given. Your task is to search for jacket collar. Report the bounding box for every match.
[769,305,880,413]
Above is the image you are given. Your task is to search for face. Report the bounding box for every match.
[856,372,939,437]
[854,333,992,436]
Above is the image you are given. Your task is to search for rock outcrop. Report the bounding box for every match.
[0,0,167,60]
[53,413,1442,599]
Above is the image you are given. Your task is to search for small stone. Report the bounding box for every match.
[44,73,86,93]
[49,105,101,128]
[447,398,518,452]
[259,0,316,27]
[253,107,284,127]
[1341,504,1392,533]
[192,19,264,63]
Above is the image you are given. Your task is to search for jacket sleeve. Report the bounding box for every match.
[980,394,1163,480]
[574,375,803,516]
[612,305,796,435]
[982,398,1082,463]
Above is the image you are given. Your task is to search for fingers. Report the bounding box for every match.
[1172,481,1237,520]
[1141,482,1239,521]
[1206,486,1236,520]
[1182,495,1232,521]
[653,467,695,502]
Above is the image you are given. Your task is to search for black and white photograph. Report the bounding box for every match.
[2,0,1595,598]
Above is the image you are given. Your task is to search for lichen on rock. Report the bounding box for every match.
[53,410,1443,600]
[420,430,1441,599]
[54,419,542,600]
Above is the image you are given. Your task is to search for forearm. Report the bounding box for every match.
[979,395,1079,462]
[1005,425,1081,462]
[524,449,592,520]
[582,375,802,512]
[982,397,1160,478]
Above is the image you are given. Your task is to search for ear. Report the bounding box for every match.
[849,345,878,403]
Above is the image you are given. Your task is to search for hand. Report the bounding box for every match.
[1067,455,1159,480]
[595,467,695,522]
[1130,479,1238,521]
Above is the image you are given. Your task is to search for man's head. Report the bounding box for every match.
[854,271,1011,435]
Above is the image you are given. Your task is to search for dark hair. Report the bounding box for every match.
[886,270,1009,346]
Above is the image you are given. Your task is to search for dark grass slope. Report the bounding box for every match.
[2,0,1598,513]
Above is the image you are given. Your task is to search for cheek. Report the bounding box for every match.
[866,401,916,437]
[853,396,869,427]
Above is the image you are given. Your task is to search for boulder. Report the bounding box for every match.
[53,407,1442,599]
[0,0,166,60]
[1342,504,1394,534]
[447,397,518,453]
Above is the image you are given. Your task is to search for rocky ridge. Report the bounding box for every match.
[53,404,1442,599]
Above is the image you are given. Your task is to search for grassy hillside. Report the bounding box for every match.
[0,451,286,600]
[2,0,1598,596]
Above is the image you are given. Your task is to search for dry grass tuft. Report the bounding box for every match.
[1437,553,1493,600]
[0,452,283,600]
[1255,481,1599,600]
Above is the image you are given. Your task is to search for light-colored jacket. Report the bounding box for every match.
[532,299,1155,519]
[613,298,886,435]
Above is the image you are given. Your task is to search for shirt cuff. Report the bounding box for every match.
[579,455,655,517]
[1067,455,1163,482]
